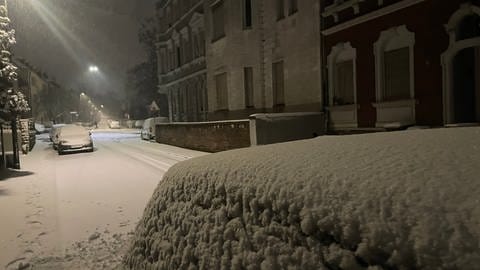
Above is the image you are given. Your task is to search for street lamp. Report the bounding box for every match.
[89,65,99,73]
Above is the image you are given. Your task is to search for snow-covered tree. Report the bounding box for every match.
[0,3,30,118]
[0,2,29,169]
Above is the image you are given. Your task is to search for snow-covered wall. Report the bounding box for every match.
[249,112,325,145]
[125,127,480,269]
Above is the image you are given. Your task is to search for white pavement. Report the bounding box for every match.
[0,130,207,269]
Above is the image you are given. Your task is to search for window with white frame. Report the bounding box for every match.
[374,25,415,102]
[212,1,225,41]
[243,0,253,29]
[276,0,285,20]
[272,61,285,106]
[244,67,254,108]
[288,0,298,15]
[384,47,410,101]
[215,72,229,110]
[327,42,357,106]
[334,60,355,105]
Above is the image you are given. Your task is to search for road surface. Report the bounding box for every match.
[0,129,207,269]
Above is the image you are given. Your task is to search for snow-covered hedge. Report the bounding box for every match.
[125,127,480,269]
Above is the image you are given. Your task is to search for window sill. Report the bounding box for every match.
[327,104,358,128]
[326,104,359,111]
[372,99,417,128]
[372,99,417,108]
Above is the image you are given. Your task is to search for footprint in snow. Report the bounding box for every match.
[89,232,101,241]
[27,221,42,225]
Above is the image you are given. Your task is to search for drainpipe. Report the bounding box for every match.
[319,1,329,133]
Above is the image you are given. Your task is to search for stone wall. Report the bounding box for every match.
[249,112,326,145]
[155,120,250,152]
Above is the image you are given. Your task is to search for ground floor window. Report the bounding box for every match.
[334,60,355,105]
[272,61,285,106]
[244,67,254,108]
[215,72,229,110]
[384,47,410,101]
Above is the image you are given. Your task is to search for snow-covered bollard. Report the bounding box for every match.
[124,127,480,270]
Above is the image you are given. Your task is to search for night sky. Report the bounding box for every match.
[9,0,156,99]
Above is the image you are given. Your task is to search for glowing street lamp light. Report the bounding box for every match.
[89,65,99,72]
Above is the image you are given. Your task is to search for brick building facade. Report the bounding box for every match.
[321,0,480,130]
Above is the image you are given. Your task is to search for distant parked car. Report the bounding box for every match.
[134,120,144,129]
[109,120,121,129]
[141,118,155,140]
[56,125,93,155]
[34,123,46,134]
[50,124,67,149]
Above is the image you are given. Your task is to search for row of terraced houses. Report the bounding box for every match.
[154,0,480,133]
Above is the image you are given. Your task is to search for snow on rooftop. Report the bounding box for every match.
[124,127,480,269]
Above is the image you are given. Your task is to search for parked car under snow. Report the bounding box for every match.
[56,125,94,155]
[109,120,121,129]
[50,124,67,149]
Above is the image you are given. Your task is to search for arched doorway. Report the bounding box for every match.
[442,4,480,124]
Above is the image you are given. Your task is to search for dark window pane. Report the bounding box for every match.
[273,61,285,105]
[215,72,228,110]
[334,60,354,105]
[384,47,410,101]
[244,67,254,107]
[244,0,252,28]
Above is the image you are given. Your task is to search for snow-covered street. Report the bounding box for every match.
[0,130,206,269]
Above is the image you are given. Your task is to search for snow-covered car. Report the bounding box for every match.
[141,118,155,140]
[56,125,93,155]
[50,124,67,149]
[134,120,144,129]
[109,120,121,129]
[34,123,46,134]
[125,127,480,270]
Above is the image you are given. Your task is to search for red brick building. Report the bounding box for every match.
[321,0,480,130]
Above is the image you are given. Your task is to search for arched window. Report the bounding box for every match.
[456,14,480,41]
[372,25,416,128]
[374,25,415,102]
[442,3,480,124]
[327,42,356,106]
